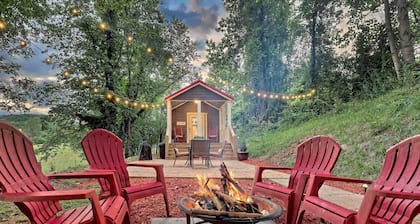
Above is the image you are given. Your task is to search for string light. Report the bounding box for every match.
[208,77,316,101]
[19,40,27,48]
[167,57,173,64]
[63,71,70,78]
[70,7,80,16]
[127,35,134,42]
[146,47,152,53]
[44,57,52,64]
[98,22,107,31]
[81,80,88,87]
[0,21,6,31]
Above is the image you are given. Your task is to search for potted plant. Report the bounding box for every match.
[237,140,249,161]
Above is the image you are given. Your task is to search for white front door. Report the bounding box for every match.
[187,112,207,142]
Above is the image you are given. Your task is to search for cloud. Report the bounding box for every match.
[160,0,226,75]
[160,0,225,44]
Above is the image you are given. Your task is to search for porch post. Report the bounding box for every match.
[197,100,202,137]
[227,101,232,128]
[166,100,172,140]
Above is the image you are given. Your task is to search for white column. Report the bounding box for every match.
[197,100,202,137]
[227,101,232,128]
[166,100,172,140]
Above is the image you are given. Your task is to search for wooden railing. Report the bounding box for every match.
[226,126,238,159]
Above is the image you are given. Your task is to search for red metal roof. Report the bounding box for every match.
[164,80,234,101]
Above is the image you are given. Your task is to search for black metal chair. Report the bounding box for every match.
[171,141,190,167]
[190,139,211,168]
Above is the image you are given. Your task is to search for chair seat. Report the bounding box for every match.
[304,196,355,219]
[52,196,128,224]
[177,152,189,157]
[123,182,166,205]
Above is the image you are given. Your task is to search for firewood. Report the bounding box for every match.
[204,178,224,211]
[220,162,246,195]
[190,208,263,218]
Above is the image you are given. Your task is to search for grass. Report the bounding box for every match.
[247,84,420,180]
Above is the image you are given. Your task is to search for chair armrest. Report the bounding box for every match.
[0,189,97,202]
[0,190,106,224]
[47,171,122,196]
[373,189,420,200]
[306,174,373,197]
[253,165,292,183]
[127,163,165,183]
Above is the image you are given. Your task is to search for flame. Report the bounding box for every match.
[195,174,252,203]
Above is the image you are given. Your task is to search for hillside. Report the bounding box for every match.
[246,84,420,180]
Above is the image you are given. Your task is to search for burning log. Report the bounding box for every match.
[192,163,262,218]
[190,208,263,218]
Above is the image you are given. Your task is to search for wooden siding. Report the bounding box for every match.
[173,85,227,101]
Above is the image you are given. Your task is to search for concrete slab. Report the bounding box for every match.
[128,159,286,179]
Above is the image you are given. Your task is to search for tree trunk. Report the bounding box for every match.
[397,0,415,65]
[383,0,401,80]
[310,8,318,86]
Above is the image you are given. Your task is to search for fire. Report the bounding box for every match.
[195,175,219,197]
[228,182,252,203]
[195,174,252,204]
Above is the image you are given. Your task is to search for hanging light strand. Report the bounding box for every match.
[207,77,316,101]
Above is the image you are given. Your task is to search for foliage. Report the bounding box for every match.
[0,0,50,112]
[31,0,197,156]
[207,0,295,124]
[246,84,420,180]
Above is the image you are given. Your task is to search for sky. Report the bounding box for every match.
[1,0,226,114]
[159,0,226,72]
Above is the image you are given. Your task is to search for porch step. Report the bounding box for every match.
[167,142,237,160]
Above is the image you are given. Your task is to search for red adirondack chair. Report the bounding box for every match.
[0,120,130,224]
[81,128,170,216]
[297,134,420,224]
[251,135,342,224]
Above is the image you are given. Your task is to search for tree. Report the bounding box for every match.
[397,0,415,66]
[207,0,294,123]
[40,0,196,155]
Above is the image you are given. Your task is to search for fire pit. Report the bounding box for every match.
[178,195,283,223]
[177,162,283,223]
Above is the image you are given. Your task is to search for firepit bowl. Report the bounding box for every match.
[178,195,283,223]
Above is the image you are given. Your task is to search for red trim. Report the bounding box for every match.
[164,80,234,101]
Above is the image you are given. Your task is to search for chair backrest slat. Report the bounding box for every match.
[82,129,131,190]
[0,120,61,224]
[289,136,342,189]
[371,135,420,223]
[191,139,210,158]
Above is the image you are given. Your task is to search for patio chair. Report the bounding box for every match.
[174,126,184,142]
[0,120,130,224]
[251,135,342,224]
[297,134,420,224]
[210,140,226,164]
[81,129,170,216]
[172,140,190,166]
[190,139,211,168]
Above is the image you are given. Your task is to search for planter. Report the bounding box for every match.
[237,152,249,161]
